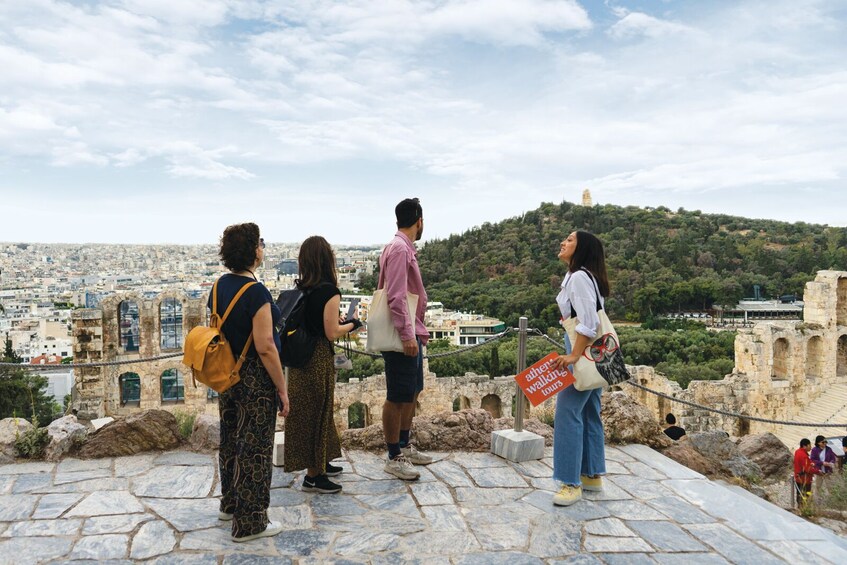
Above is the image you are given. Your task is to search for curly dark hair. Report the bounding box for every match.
[219,222,260,272]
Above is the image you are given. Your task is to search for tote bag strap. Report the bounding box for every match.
[567,269,603,318]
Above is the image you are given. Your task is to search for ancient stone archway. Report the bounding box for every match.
[837,277,847,327]
[805,336,825,378]
[452,395,471,411]
[159,298,183,350]
[119,372,141,406]
[348,402,370,429]
[481,394,502,418]
[838,335,847,377]
[772,338,790,380]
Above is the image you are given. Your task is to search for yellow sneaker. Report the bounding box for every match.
[580,475,603,492]
[553,484,582,506]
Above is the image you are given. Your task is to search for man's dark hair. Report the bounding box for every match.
[395,198,422,229]
[665,413,676,425]
[842,436,847,447]
[219,222,260,272]
[800,438,811,448]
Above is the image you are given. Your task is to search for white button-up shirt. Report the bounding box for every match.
[556,270,604,339]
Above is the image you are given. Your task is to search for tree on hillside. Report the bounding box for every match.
[0,334,61,424]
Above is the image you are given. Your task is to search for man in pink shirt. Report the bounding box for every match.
[378,197,432,480]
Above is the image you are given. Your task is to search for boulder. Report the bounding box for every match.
[190,414,220,451]
[342,408,553,452]
[44,415,88,461]
[686,430,762,481]
[600,391,672,449]
[662,436,723,477]
[78,410,182,458]
[736,433,792,480]
[0,417,34,461]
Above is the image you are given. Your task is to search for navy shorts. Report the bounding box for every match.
[382,339,424,403]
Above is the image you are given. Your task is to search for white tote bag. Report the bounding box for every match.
[365,290,419,353]
[562,270,630,391]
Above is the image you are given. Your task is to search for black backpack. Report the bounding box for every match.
[276,286,319,369]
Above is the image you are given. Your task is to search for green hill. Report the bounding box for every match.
[418,201,847,329]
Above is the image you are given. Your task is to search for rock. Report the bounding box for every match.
[78,410,182,458]
[44,415,88,462]
[342,408,548,452]
[686,430,762,481]
[492,417,554,446]
[662,436,724,477]
[600,391,672,449]
[91,417,114,431]
[189,415,220,451]
[736,433,791,480]
[0,417,34,460]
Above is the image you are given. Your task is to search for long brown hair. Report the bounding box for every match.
[567,230,610,297]
[296,235,338,289]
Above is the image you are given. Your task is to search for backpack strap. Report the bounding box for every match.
[212,279,259,384]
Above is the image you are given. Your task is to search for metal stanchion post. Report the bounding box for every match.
[514,316,528,433]
[491,316,543,462]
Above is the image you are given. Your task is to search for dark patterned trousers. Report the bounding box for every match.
[219,356,277,538]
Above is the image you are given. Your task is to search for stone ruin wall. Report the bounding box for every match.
[72,270,847,439]
[71,291,524,427]
[621,270,847,438]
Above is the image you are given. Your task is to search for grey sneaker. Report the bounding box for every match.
[384,454,420,480]
[218,511,233,521]
[401,444,433,465]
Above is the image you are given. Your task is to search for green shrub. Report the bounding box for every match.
[15,426,49,459]
[822,472,847,511]
[173,410,196,440]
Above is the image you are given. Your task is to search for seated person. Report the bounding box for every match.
[663,413,686,440]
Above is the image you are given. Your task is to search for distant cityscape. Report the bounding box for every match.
[0,241,505,404]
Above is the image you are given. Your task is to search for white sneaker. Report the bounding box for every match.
[400,444,433,465]
[231,520,283,543]
[384,455,421,480]
[218,511,233,521]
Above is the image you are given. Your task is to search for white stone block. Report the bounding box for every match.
[273,432,285,467]
[91,417,114,431]
[490,429,544,463]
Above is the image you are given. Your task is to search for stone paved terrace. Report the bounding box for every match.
[1,445,846,564]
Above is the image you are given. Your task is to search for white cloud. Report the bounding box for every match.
[607,11,695,40]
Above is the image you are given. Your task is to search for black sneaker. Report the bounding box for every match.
[325,463,343,477]
[302,474,342,494]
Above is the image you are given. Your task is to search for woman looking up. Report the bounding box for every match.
[551,230,609,506]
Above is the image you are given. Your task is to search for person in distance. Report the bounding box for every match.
[794,438,819,506]
[284,236,362,494]
[379,197,433,481]
[810,435,837,475]
[550,230,609,506]
[213,223,289,542]
[663,413,686,440]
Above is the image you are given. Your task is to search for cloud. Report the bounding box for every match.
[607,11,695,40]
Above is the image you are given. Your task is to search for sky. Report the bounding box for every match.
[1,0,846,245]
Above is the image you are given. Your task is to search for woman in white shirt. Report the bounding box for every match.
[551,230,610,506]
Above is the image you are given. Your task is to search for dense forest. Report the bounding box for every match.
[414,201,847,329]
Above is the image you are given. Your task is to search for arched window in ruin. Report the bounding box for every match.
[348,402,369,429]
[482,394,502,418]
[805,336,825,378]
[452,395,471,412]
[207,387,219,402]
[837,277,847,327]
[160,298,183,350]
[118,300,140,352]
[161,369,184,403]
[119,372,141,405]
[772,338,790,380]
[838,335,847,377]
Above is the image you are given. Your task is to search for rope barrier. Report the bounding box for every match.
[4,325,845,428]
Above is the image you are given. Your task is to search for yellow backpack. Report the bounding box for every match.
[183,278,257,393]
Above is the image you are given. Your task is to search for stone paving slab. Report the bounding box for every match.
[0,445,843,564]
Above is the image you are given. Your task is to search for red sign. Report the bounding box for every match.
[514,352,575,406]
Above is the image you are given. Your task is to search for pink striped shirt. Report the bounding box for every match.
[378,231,429,344]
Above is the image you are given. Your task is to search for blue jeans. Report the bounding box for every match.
[553,334,606,486]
